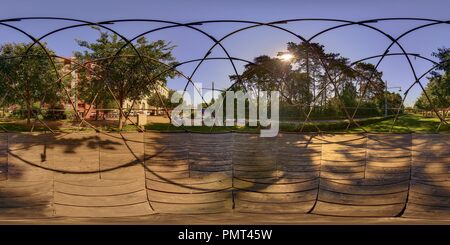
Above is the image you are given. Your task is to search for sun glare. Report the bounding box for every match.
[279,53,294,62]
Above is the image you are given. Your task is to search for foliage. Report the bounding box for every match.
[147,89,182,110]
[231,41,400,121]
[415,47,450,110]
[75,27,178,129]
[0,43,63,124]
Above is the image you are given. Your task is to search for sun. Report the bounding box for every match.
[278,53,294,62]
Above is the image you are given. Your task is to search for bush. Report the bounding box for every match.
[43,108,67,120]
[64,110,76,120]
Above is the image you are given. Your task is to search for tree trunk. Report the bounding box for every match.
[25,89,31,125]
[118,98,124,130]
[95,102,98,121]
[26,101,31,125]
[118,113,123,130]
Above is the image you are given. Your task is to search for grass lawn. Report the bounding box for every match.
[0,119,132,133]
[145,123,259,133]
[146,114,450,133]
[348,114,450,133]
[1,114,449,133]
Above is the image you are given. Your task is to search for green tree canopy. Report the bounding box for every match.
[147,89,182,110]
[75,28,178,129]
[0,43,62,124]
[231,41,391,120]
[415,47,450,110]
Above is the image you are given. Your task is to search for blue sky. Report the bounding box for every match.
[0,0,449,106]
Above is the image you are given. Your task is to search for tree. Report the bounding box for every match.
[147,90,182,112]
[341,82,358,108]
[353,62,385,100]
[230,55,312,105]
[0,43,62,124]
[287,42,358,113]
[415,47,450,110]
[415,77,449,109]
[230,41,390,121]
[75,28,178,129]
[382,92,403,115]
[75,61,115,120]
[287,42,324,102]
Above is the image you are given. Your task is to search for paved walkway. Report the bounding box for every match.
[1,213,449,224]
[1,132,449,221]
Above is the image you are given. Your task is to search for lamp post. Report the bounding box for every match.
[384,80,402,117]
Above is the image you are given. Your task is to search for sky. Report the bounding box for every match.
[0,0,449,106]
